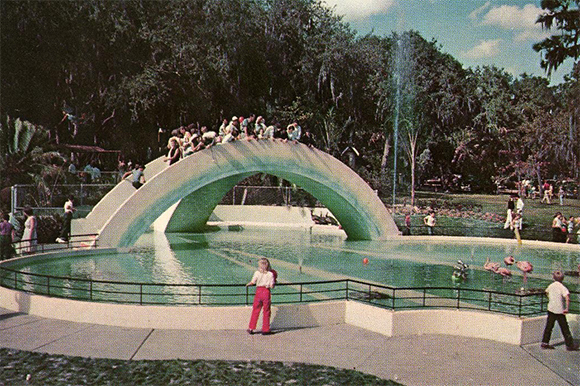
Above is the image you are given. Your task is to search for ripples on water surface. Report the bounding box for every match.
[8,228,579,295]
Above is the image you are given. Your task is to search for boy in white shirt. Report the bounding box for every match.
[541,270,578,350]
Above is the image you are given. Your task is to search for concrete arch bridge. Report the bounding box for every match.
[80,140,399,248]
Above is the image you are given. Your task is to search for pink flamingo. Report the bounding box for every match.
[484,257,500,273]
[496,267,512,277]
[516,260,533,284]
[503,255,515,266]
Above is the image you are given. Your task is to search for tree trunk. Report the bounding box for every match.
[380,133,391,171]
[535,164,543,195]
[410,150,416,208]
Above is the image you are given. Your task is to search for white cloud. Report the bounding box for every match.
[514,28,550,42]
[461,39,502,59]
[322,0,395,20]
[471,3,550,42]
[469,1,491,21]
[481,4,540,29]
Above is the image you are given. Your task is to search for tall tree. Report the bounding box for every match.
[534,0,580,75]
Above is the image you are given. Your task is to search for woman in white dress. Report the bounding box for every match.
[21,207,37,254]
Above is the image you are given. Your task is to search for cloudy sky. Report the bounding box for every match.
[323,0,574,84]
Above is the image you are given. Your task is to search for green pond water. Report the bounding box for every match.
[3,228,579,309]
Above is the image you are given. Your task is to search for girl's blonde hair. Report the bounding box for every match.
[258,258,271,273]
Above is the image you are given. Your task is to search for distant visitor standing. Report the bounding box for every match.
[516,195,524,215]
[541,270,579,351]
[566,216,575,243]
[0,213,14,260]
[541,181,551,204]
[246,257,275,335]
[552,212,565,242]
[423,211,436,235]
[56,195,76,244]
[404,213,411,235]
[21,207,37,253]
[504,195,515,229]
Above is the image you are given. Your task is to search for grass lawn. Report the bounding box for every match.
[0,348,402,386]
[392,191,580,241]
[415,191,580,224]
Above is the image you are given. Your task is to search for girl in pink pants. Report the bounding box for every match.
[246,258,275,335]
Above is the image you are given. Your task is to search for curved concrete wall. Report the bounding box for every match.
[98,140,399,247]
[2,285,575,346]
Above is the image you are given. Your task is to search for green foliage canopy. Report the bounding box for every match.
[1,0,578,196]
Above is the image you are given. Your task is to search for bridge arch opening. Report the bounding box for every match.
[97,141,399,247]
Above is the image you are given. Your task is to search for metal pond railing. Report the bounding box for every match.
[8,234,99,257]
[0,266,577,317]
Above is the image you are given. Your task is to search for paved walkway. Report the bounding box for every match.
[0,307,578,385]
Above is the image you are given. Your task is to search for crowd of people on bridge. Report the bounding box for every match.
[157,114,317,166]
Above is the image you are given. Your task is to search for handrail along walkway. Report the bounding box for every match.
[9,233,99,256]
[1,264,577,317]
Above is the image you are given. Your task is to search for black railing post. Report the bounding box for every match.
[299,284,303,302]
[392,288,396,310]
[423,288,426,307]
[90,281,93,300]
[14,271,17,289]
[456,288,460,309]
[47,277,50,296]
[139,284,143,305]
[518,294,522,317]
[245,285,249,305]
[345,280,349,300]
[198,285,202,305]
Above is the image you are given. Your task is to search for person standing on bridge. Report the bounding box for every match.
[122,164,146,189]
[246,258,275,335]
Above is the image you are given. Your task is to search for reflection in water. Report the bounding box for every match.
[6,228,580,298]
[151,231,198,299]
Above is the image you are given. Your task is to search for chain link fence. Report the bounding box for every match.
[10,184,116,217]
[219,185,321,207]
[13,184,566,243]
[11,184,323,216]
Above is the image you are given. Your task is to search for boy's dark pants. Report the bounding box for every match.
[542,311,574,347]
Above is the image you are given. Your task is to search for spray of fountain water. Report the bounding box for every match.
[391,35,402,207]
[390,31,417,209]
